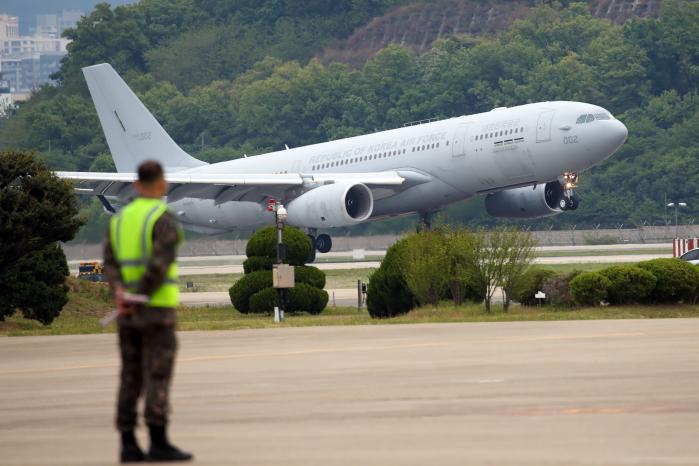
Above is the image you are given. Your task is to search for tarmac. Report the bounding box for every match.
[1,318,698,465]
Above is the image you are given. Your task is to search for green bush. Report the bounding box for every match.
[397,230,450,306]
[288,283,328,314]
[243,256,275,274]
[570,272,611,306]
[247,284,328,314]
[599,265,656,304]
[512,268,556,305]
[249,283,328,314]
[294,265,326,289]
[637,259,699,303]
[0,243,70,325]
[249,287,278,314]
[228,270,272,313]
[245,225,312,265]
[366,239,415,318]
[542,271,581,307]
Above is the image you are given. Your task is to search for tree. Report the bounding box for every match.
[453,227,535,312]
[0,244,69,325]
[398,230,450,307]
[0,150,83,274]
[460,229,499,312]
[496,228,537,312]
[0,150,82,324]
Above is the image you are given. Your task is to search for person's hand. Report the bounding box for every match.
[115,286,135,316]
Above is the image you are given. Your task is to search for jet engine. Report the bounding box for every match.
[286,182,373,228]
[485,182,567,218]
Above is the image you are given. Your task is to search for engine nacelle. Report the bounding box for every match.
[485,182,564,218]
[286,182,373,228]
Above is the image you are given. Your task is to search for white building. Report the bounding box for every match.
[0,80,12,116]
[0,14,19,40]
[0,11,77,93]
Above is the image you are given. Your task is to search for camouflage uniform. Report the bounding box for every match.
[103,211,180,432]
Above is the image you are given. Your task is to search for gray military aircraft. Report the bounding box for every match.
[59,64,627,255]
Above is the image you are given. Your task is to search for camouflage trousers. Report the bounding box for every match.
[116,306,177,432]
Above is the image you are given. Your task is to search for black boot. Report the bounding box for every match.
[147,424,193,462]
[120,430,146,463]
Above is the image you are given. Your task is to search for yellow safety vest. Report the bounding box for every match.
[110,197,181,307]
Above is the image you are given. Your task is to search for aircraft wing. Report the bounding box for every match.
[56,170,422,205]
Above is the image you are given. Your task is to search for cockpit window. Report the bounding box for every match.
[594,113,611,120]
[585,114,594,123]
[576,114,587,124]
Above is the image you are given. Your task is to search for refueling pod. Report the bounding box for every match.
[485,182,566,218]
[286,182,373,228]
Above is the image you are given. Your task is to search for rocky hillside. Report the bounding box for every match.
[321,0,662,66]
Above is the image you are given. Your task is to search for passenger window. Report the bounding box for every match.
[586,114,594,123]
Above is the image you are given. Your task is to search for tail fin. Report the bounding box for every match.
[82,63,207,173]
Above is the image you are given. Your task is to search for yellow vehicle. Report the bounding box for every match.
[77,261,105,282]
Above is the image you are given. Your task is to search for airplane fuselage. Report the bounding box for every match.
[169,101,627,232]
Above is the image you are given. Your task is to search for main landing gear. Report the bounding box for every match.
[417,211,436,232]
[307,229,333,263]
[558,172,579,211]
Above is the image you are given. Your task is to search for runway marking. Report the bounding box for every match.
[0,329,695,376]
[504,404,678,416]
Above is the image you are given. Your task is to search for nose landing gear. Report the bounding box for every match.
[558,172,579,211]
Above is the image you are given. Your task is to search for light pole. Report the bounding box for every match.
[667,202,687,239]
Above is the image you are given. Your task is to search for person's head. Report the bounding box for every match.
[134,160,167,198]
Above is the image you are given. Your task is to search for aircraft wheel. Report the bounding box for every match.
[316,234,332,254]
[569,196,579,210]
[307,235,317,263]
[558,198,568,211]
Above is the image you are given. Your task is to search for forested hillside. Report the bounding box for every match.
[0,0,697,241]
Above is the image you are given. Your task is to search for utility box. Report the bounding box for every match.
[273,264,295,288]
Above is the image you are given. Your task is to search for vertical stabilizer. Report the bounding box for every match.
[82,63,207,172]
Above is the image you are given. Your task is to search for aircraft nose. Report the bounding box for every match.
[612,119,628,146]
[602,118,628,155]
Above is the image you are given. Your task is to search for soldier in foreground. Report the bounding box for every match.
[103,160,193,463]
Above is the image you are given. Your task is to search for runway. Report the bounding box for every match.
[1,319,698,465]
[67,243,674,276]
[134,253,675,276]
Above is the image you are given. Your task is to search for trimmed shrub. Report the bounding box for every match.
[570,272,611,306]
[366,238,415,318]
[288,283,328,314]
[294,265,326,289]
[599,265,656,304]
[243,256,275,274]
[637,258,699,303]
[229,270,272,313]
[248,283,328,314]
[542,271,581,307]
[245,225,312,266]
[512,268,556,306]
[249,287,278,314]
